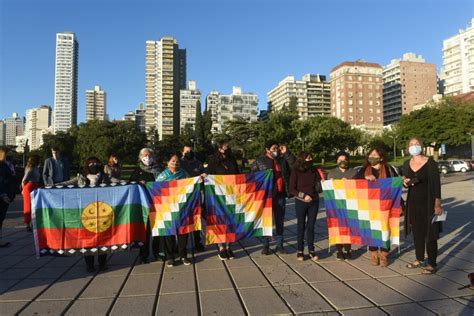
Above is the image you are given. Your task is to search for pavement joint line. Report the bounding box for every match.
[105,254,139,315]
[151,257,165,316]
[190,242,203,316]
[223,249,250,315]
[13,253,82,315]
[240,238,296,315]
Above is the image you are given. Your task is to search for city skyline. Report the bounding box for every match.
[0,0,472,123]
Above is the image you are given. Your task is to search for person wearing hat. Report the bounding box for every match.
[251,140,295,255]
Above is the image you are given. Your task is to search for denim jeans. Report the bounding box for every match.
[295,199,319,252]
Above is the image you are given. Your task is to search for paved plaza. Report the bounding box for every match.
[0,174,473,315]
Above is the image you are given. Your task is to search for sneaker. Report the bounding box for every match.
[344,251,352,260]
[166,259,174,267]
[181,257,192,266]
[227,249,235,260]
[218,249,228,261]
[336,252,345,261]
[261,246,270,256]
[309,251,319,262]
[297,252,304,261]
[274,245,287,255]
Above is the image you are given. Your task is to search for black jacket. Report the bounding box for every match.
[250,151,295,197]
[206,152,240,175]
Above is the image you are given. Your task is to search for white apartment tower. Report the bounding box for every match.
[5,113,25,146]
[53,32,78,133]
[25,106,52,150]
[206,87,258,133]
[86,85,107,121]
[180,80,201,132]
[441,18,474,96]
[145,37,186,139]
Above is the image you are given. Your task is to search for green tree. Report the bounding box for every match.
[111,121,148,164]
[221,119,261,158]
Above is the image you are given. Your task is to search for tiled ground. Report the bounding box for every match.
[0,174,472,315]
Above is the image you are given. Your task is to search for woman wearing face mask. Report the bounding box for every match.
[402,138,442,274]
[355,148,397,267]
[157,153,192,268]
[104,154,121,183]
[327,152,357,260]
[130,148,163,264]
[289,151,321,261]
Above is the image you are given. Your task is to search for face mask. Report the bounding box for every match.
[141,156,152,166]
[408,145,422,156]
[368,157,381,166]
[271,151,278,158]
[338,160,349,169]
[184,152,194,160]
[169,161,179,169]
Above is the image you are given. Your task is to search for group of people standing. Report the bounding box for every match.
[0,136,443,275]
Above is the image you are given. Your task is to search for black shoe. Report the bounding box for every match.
[297,252,304,261]
[154,254,165,262]
[227,249,235,260]
[181,257,192,266]
[26,225,33,232]
[0,241,11,248]
[309,251,319,261]
[274,245,287,255]
[195,244,205,252]
[166,259,174,267]
[139,257,149,264]
[336,252,345,261]
[261,246,270,255]
[344,251,352,260]
[218,249,228,261]
[86,265,96,273]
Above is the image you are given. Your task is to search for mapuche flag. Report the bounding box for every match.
[321,177,403,249]
[146,176,202,236]
[204,170,274,244]
[32,184,150,257]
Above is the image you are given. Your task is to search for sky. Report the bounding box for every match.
[0,0,473,122]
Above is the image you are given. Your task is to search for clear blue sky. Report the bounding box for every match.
[0,0,473,122]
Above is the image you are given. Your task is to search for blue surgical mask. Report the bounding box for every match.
[409,145,422,156]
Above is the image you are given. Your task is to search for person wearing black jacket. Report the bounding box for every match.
[206,140,240,260]
[130,148,163,264]
[0,147,15,248]
[289,151,321,261]
[251,140,295,255]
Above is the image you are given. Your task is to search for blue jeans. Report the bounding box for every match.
[264,195,286,247]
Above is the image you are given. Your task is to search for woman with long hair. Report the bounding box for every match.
[22,154,42,231]
[104,154,121,183]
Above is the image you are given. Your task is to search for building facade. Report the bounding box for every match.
[123,103,146,133]
[145,37,186,139]
[179,80,201,132]
[53,32,78,133]
[86,85,107,122]
[440,18,474,96]
[0,121,5,146]
[330,60,384,132]
[383,53,437,125]
[206,87,258,133]
[5,113,25,146]
[25,105,52,150]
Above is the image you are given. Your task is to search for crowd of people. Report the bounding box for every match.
[0,136,443,275]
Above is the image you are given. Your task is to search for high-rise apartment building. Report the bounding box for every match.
[5,113,25,146]
[123,103,146,133]
[441,19,474,96]
[383,53,437,125]
[145,37,186,139]
[0,121,5,146]
[53,32,78,133]
[25,105,52,150]
[180,80,201,132]
[206,87,258,133]
[86,85,107,121]
[330,60,383,132]
[267,74,330,118]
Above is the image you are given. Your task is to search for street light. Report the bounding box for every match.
[389,135,398,162]
[299,136,306,151]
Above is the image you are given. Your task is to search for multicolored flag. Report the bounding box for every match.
[32,184,150,257]
[146,177,202,236]
[204,170,274,244]
[321,177,403,249]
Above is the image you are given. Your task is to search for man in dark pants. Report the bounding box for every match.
[180,144,206,252]
[251,140,295,255]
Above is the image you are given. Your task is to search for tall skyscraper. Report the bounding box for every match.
[0,121,5,146]
[267,74,331,118]
[206,87,258,134]
[330,60,383,132]
[86,85,107,122]
[383,53,437,125]
[53,32,78,133]
[180,80,201,132]
[5,113,25,146]
[25,105,52,150]
[441,18,474,96]
[145,37,186,139]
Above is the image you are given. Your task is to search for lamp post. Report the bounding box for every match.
[389,135,398,162]
[299,136,306,151]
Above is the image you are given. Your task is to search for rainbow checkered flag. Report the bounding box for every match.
[321,177,403,249]
[204,170,274,244]
[146,177,202,236]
